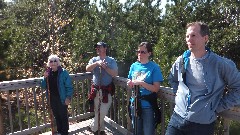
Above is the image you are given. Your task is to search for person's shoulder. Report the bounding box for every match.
[57,68,70,77]
[61,68,70,73]
[149,61,163,71]
[106,56,118,65]
[106,56,116,61]
[130,61,140,67]
[61,68,67,71]
[88,56,99,63]
[210,52,236,67]
[173,56,183,63]
[149,61,159,66]
[91,56,99,60]
[134,61,141,65]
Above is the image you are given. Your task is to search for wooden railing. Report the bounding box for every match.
[0,73,94,135]
[0,72,239,135]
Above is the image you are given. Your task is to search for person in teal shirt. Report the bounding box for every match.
[127,42,163,135]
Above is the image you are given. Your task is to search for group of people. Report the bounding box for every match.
[40,21,240,135]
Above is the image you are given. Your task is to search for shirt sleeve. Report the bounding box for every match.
[110,58,118,70]
[168,56,181,94]
[153,64,164,82]
[63,70,74,98]
[128,64,134,80]
[216,58,240,113]
[88,58,94,65]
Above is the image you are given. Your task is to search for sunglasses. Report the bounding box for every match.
[49,60,57,63]
[136,50,148,54]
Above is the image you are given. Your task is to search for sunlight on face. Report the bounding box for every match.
[137,46,150,62]
[186,24,207,52]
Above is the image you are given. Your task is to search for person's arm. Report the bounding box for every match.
[168,57,181,94]
[127,64,133,88]
[133,80,160,93]
[102,58,118,77]
[103,66,118,77]
[216,59,240,113]
[63,70,73,105]
[40,71,49,89]
[86,62,98,72]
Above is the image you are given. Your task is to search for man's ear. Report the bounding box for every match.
[204,35,209,43]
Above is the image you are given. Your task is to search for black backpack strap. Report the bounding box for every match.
[140,93,161,128]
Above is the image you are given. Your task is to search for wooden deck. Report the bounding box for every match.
[40,117,130,135]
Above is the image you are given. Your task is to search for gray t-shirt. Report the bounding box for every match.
[186,54,208,103]
[88,56,118,86]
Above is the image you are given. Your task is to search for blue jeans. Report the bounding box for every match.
[131,106,155,135]
[165,111,215,135]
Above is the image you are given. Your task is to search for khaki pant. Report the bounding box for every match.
[90,91,112,132]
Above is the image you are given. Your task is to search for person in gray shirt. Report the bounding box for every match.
[86,41,118,135]
[166,21,240,135]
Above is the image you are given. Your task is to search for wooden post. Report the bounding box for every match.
[0,97,4,135]
[126,87,132,133]
[160,99,165,135]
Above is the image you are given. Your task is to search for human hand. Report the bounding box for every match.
[127,79,134,88]
[101,61,108,69]
[65,98,71,105]
[96,60,102,66]
[96,59,108,69]
[132,80,142,86]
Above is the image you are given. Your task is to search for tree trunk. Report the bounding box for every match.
[0,98,4,135]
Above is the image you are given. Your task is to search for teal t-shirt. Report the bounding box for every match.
[128,61,163,108]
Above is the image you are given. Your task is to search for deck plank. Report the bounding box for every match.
[40,118,125,135]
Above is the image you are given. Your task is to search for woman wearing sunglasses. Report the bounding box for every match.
[127,42,164,135]
[41,54,73,135]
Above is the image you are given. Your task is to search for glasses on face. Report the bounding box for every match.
[136,50,147,54]
[49,60,57,63]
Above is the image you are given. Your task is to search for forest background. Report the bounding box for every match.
[0,0,239,134]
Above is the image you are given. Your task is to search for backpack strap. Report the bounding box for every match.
[140,93,161,128]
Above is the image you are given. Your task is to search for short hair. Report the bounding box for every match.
[47,54,61,67]
[186,22,210,37]
[138,42,153,53]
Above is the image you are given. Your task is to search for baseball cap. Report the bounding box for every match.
[94,41,107,48]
